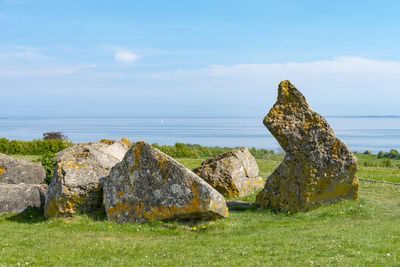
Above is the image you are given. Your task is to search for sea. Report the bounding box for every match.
[0,116,399,154]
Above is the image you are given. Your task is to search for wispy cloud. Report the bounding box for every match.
[148,57,400,82]
[114,50,139,65]
[0,44,49,60]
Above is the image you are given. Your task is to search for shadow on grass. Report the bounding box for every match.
[6,207,46,224]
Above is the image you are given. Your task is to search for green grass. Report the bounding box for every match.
[1,156,400,265]
[8,154,41,162]
[1,181,400,266]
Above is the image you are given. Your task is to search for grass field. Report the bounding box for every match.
[1,155,400,266]
[1,181,399,266]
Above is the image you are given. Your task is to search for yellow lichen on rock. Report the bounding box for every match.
[103,141,228,223]
[256,80,359,212]
[0,166,5,177]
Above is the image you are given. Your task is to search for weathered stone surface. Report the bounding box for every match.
[0,153,46,184]
[103,141,228,224]
[193,148,263,197]
[256,80,359,212]
[44,138,132,218]
[0,184,47,213]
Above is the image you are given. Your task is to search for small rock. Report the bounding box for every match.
[44,138,131,218]
[103,141,228,224]
[0,154,46,184]
[256,80,359,212]
[193,148,263,197]
[0,184,46,213]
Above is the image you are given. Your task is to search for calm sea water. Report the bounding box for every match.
[0,116,399,153]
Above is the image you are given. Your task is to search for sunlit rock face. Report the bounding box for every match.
[193,148,263,197]
[256,80,359,212]
[0,154,46,185]
[44,138,132,218]
[103,141,228,224]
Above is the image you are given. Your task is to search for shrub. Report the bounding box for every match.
[43,131,68,140]
[381,159,393,168]
[363,150,372,155]
[363,161,376,167]
[33,152,56,184]
[377,149,400,160]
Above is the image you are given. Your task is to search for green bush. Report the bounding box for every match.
[151,143,275,159]
[33,153,56,184]
[0,138,72,155]
[377,149,400,160]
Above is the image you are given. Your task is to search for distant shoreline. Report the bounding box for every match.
[1,115,400,119]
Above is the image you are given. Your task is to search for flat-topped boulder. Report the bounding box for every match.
[193,148,263,197]
[103,141,228,224]
[44,138,132,218]
[0,184,47,213]
[0,153,46,184]
[256,80,359,212]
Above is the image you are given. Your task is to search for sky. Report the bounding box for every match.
[1,0,400,117]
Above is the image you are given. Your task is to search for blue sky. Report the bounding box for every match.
[1,0,400,116]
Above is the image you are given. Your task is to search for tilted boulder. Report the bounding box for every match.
[44,138,132,218]
[0,184,47,213]
[0,153,46,184]
[256,80,359,212]
[103,141,228,224]
[193,148,263,197]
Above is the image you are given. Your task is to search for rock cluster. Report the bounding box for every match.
[193,148,263,197]
[44,138,132,218]
[103,141,228,224]
[0,154,47,213]
[256,80,359,212]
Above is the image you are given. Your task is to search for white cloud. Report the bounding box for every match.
[114,50,139,65]
[148,57,400,81]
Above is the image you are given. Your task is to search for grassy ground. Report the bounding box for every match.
[0,181,399,266]
[1,154,399,265]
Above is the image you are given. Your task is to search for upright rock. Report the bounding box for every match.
[256,80,359,212]
[103,141,228,224]
[0,154,46,184]
[44,138,132,218]
[193,148,263,197]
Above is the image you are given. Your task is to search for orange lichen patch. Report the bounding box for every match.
[117,191,124,198]
[310,181,353,202]
[44,197,62,218]
[0,166,5,177]
[332,142,341,159]
[64,160,88,171]
[45,191,85,218]
[121,137,133,147]
[100,139,115,145]
[108,201,132,217]
[109,183,226,222]
[130,143,143,172]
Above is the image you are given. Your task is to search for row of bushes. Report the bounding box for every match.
[0,138,73,155]
[377,149,400,160]
[152,143,276,159]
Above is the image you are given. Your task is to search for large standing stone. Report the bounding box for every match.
[44,138,132,218]
[103,141,228,224]
[193,148,263,197]
[0,153,46,184]
[0,184,46,213]
[256,80,359,212]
